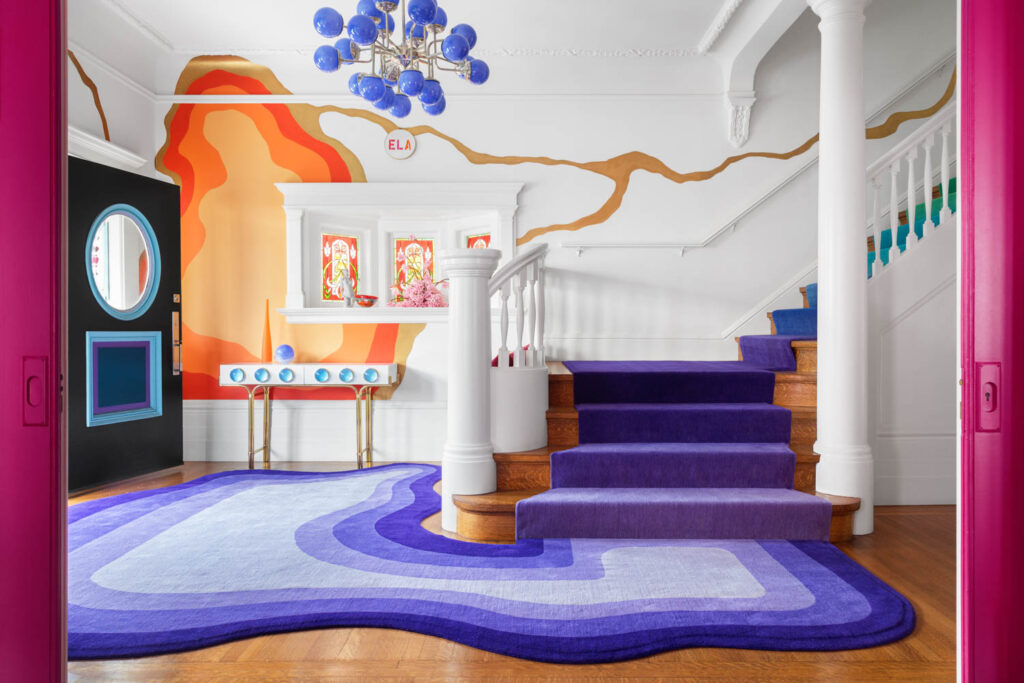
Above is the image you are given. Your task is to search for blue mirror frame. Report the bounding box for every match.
[85,203,161,320]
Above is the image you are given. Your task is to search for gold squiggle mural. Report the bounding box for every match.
[175,58,954,246]
[68,49,111,141]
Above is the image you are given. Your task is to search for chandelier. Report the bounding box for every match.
[312,0,490,118]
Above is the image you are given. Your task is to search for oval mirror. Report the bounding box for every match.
[86,204,161,320]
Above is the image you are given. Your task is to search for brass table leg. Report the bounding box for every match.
[246,387,256,470]
[262,386,272,469]
[354,386,364,469]
[365,387,374,468]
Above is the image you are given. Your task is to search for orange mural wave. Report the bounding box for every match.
[156,62,421,401]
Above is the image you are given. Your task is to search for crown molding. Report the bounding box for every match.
[68,125,147,171]
[101,0,175,52]
[698,0,746,54]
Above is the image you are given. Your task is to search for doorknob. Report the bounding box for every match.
[22,356,48,426]
[172,311,182,376]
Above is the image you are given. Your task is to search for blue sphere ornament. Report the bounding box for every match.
[408,0,437,25]
[363,368,380,383]
[314,368,330,383]
[313,7,345,38]
[419,79,443,105]
[348,72,363,95]
[427,7,448,32]
[254,368,270,384]
[313,45,341,72]
[390,94,412,118]
[405,20,426,39]
[278,368,295,383]
[450,23,477,49]
[422,95,446,116]
[356,0,384,23]
[467,58,490,84]
[441,33,470,61]
[347,14,378,45]
[398,69,425,96]
[274,344,295,364]
[229,368,246,383]
[359,75,386,102]
[334,37,360,62]
[373,88,396,110]
[339,368,355,383]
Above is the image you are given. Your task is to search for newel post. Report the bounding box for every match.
[439,248,501,531]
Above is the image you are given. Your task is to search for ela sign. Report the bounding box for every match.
[385,129,416,160]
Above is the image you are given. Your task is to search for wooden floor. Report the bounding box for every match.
[68,462,956,682]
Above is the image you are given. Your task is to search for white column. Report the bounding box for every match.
[284,208,306,309]
[439,248,501,531]
[809,0,874,534]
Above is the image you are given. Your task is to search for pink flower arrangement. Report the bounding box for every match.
[389,273,449,308]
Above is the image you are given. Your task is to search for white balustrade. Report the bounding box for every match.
[489,244,549,369]
[866,103,957,276]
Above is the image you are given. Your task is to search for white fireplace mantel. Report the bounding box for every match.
[276,182,523,324]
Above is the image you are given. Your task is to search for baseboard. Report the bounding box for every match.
[184,399,446,463]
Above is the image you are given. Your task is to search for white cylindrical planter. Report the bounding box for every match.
[439,248,501,532]
[809,0,874,534]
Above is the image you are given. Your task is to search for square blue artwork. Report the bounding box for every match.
[86,331,162,427]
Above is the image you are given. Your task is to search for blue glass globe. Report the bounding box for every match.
[313,45,341,72]
[398,69,425,96]
[391,94,412,118]
[254,368,270,383]
[274,344,295,364]
[356,0,384,23]
[373,88,396,110]
[419,79,443,105]
[314,368,330,383]
[359,75,386,102]
[314,7,345,38]
[363,368,380,383]
[405,21,426,39]
[450,23,477,49]
[347,14,378,45]
[441,33,470,61]
[467,58,489,84]
[408,0,437,25]
[427,7,448,32]
[229,368,246,383]
[422,95,446,115]
[348,72,363,95]
[339,368,355,383]
[278,368,295,383]
[334,37,360,61]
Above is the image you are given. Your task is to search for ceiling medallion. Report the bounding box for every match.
[312,0,490,118]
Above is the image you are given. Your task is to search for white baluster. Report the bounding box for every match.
[524,263,537,368]
[905,148,919,249]
[940,121,953,223]
[888,161,900,265]
[871,176,883,277]
[534,261,546,366]
[497,283,510,369]
[922,133,936,235]
[513,273,525,368]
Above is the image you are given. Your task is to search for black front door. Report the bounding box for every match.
[68,157,182,491]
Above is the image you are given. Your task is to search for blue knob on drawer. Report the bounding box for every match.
[254,368,270,383]
[339,368,355,383]
[363,367,380,383]
[314,368,330,383]
[229,368,246,383]
[278,368,295,383]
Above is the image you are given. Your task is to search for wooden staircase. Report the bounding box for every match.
[454,334,861,544]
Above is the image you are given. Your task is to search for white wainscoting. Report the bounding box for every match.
[184,399,446,463]
[868,219,957,505]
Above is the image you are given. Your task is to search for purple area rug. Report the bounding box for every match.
[739,335,816,371]
[68,465,914,661]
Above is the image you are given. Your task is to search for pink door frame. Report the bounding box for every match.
[960,0,1024,680]
[0,0,67,680]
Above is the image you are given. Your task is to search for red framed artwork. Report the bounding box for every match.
[394,237,435,288]
[321,233,359,300]
[467,233,491,249]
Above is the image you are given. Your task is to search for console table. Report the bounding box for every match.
[218,363,398,469]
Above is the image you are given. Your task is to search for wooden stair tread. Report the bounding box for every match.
[494,447,557,462]
[453,489,545,513]
[774,372,816,382]
[547,361,572,375]
[815,492,862,513]
[790,340,817,348]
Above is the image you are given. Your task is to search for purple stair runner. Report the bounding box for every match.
[739,335,815,371]
[577,403,792,444]
[515,359,831,542]
[550,443,796,489]
[516,488,832,541]
[564,360,775,404]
